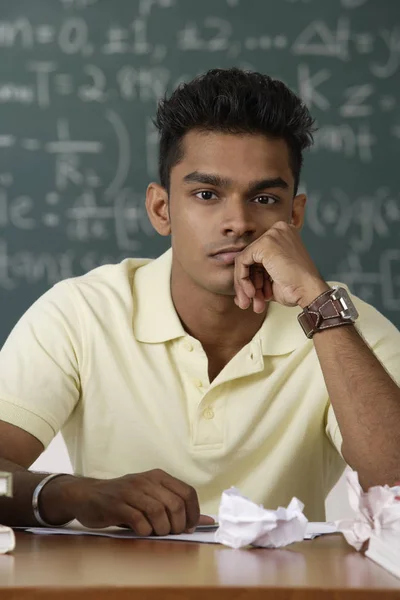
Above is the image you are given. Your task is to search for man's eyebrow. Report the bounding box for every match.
[183,171,232,187]
[246,177,289,194]
[183,171,289,193]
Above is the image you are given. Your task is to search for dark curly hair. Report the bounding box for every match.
[154,68,315,196]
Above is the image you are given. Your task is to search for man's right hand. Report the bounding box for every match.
[42,469,214,535]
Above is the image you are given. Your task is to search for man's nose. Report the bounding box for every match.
[220,198,257,238]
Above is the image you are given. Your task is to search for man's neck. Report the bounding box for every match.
[171,268,267,353]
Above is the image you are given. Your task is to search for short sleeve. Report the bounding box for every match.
[0,281,82,448]
[325,292,400,455]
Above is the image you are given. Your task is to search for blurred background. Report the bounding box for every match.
[1,0,399,519]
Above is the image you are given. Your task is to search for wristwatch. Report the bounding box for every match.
[297,285,359,339]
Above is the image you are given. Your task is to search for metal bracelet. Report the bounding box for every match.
[32,473,74,527]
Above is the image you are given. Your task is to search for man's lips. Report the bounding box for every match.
[210,249,245,265]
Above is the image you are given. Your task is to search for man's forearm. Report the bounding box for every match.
[0,458,78,526]
[313,325,400,489]
[0,461,208,534]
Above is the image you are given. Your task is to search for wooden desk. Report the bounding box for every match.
[0,532,399,599]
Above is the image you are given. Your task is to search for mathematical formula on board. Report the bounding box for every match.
[0,15,399,103]
[0,0,399,337]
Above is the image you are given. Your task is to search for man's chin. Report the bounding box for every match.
[207,283,236,297]
[196,269,236,296]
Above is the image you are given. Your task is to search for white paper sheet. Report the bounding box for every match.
[21,520,337,544]
[365,531,400,579]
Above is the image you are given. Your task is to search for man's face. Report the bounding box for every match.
[165,130,305,297]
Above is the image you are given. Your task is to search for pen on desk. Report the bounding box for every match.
[195,523,219,531]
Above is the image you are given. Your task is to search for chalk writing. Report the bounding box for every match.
[0,0,399,347]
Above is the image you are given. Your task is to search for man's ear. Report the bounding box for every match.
[290,193,307,230]
[145,183,171,236]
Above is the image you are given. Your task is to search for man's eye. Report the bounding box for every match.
[195,191,216,201]
[253,195,277,205]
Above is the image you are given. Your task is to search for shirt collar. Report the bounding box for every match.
[133,248,307,354]
[133,249,185,343]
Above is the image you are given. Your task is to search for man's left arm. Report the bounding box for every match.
[310,310,400,490]
[233,221,400,490]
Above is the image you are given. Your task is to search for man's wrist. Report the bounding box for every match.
[297,279,331,309]
[38,474,80,526]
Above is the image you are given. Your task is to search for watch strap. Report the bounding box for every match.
[297,288,355,338]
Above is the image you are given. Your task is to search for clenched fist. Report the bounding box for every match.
[233,221,328,312]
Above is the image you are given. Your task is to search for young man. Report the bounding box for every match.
[0,68,399,536]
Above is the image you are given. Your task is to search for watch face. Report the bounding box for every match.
[332,287,359,321]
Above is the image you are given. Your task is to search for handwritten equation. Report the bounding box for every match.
[0,0,399,341]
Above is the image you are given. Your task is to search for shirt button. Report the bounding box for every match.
[203,407,214,420]
[183,341,193,352]
[193,378,203,388]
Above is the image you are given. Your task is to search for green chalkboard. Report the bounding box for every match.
[1,0,400,345]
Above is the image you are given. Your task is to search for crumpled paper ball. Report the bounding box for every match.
[215,487,308,549]
[336,470,400,551]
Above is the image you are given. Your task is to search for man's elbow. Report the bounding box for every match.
[341,443,400,491]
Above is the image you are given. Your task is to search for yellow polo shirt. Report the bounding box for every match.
[0,249,399,520]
